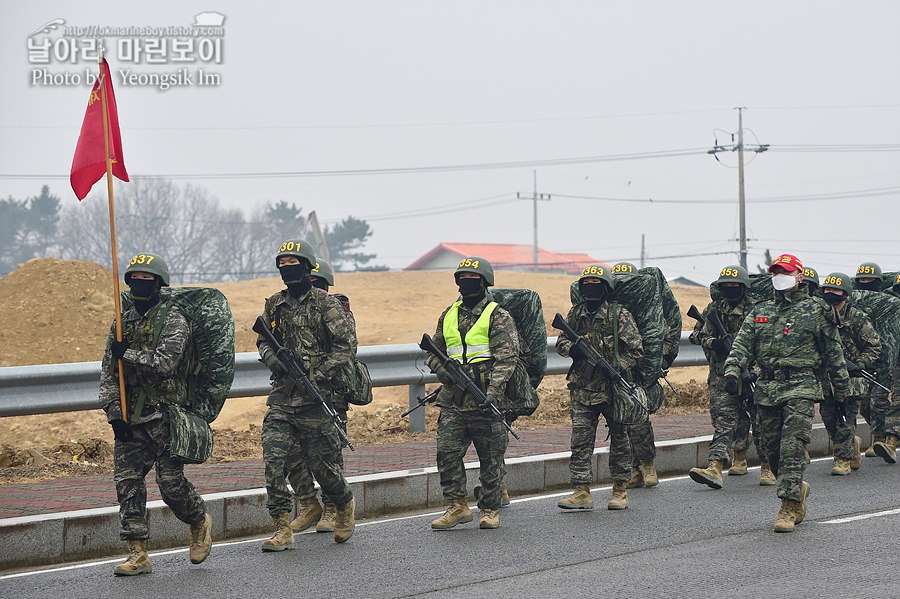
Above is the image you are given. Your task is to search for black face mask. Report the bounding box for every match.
[457,278,483,297]
[280,263,310,285]
[823,292,845,305]
[856,280,880,291]
[310,277,329,291]
[581,282,606,301]
[720,285,745,302]
[128,279,160,316]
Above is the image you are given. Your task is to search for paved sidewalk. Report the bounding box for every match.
[0,413,721,519]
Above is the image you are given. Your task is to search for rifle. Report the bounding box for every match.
[551,313,644,408]
[418,333,520,440]
[662,373,679,395]
[687,304,755,405]
[253,315,355,451]
[400,386,441,418]
[857,369,891,393]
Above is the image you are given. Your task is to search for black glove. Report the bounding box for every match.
[834,401,846,426]
[568,343,586,362]
[110,419,134,442]
[710,338,731,356]
[480,394,498,410]
[263,353,288,376]
[845,360,862,376]
[434,365,455,385]
[110,340,130,360]
[723,375,739,396]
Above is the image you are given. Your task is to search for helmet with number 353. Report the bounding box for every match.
[275,238,316,270]
[124,253,170,287]
[716,265,751,287]
[454,257,494,287]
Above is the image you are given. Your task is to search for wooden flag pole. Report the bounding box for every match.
[98,52,128,423]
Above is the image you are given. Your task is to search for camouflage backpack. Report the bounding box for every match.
[849,290,900,382]
[570,267,666,398]
[123,287,236,424]
[486,288,546,417]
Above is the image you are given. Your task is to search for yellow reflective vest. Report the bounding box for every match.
[443,300,498,364]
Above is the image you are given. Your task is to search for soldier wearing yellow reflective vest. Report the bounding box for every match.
[427,257,521,531]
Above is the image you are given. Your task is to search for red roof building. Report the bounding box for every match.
[405,243,609,275]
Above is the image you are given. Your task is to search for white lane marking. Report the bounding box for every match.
[823,508,900,524]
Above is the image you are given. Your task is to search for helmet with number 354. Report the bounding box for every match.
[454,257,494,287]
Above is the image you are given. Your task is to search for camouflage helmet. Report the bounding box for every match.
[855,262,883,281]
[578,264,615,292]
[275,238,316,270]
[124,253,170,287]
[821,272,852,295]
[612,262,638,276]
[716,265,751,287]
[801,266,819,289]
[310,258,335,286]
[454,257,494,287]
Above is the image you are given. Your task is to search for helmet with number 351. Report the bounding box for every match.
[124,253,170,287]
[454,257,494,287]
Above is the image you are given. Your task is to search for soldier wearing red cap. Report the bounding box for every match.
[724,254,850,532]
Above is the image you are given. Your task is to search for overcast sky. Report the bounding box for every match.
[2,1,898,284]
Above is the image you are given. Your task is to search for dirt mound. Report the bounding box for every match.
[0,257,115,367]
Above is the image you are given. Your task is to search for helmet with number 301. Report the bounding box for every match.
[454,257,494,287]
[715,265,751,287]
[579,264,615,292]
[275,238,316,270]
[124,253,170,286]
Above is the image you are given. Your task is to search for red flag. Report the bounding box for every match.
[70,58,129,200]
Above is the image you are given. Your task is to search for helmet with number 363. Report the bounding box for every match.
[579,264,615,291]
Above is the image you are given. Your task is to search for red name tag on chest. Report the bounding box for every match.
[756,317,769,323]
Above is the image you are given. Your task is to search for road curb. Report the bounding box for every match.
[0,423,870,571]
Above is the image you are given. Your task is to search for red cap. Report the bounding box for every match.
[769,254,803,273]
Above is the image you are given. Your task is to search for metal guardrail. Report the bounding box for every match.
[0,333,707,431]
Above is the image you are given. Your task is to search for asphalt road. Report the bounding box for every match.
[4,457,900,599]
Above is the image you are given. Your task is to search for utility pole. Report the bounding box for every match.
[640,234,646,269]
[708,107,768,270]
[516,171,551,272]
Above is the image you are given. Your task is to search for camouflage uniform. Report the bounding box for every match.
[556,302,644,484]
[258,288,355,517]
[284,296,357,506]
[428,296,519,511]
[820,304,881,458]
[724,288,850,502]
[689,296,761,465]
[100,304,206,540]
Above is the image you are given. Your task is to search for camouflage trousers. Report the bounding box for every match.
[885,362,900,439]
[757,397,814,503]
[436,407,508,510]
[820,395,863,459]
[734,400,762,457]
[262,405,352,517]
[113,415,206,540]
[627,420,656,467]
[569,399,632,484]
[284,411,347,506]
[860,376,891,436]
[706,382,761,465]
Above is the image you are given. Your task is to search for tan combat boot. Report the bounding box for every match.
[333,497,356,543]
[640,461,659,487]
[431,498,473,529]
[831,457,851,476]
[557,484,593,509]
[501,484,511,507]
[759,462,776,486]
[873,434,898,464]
[608,482,628,510]
[290,497,324,532]
[114,539,152,576]
[866,434,884,458]
[794,481,810,524]
[479,508,500,529]
[850,436,862,471]
[261,513,295,552]
[316,504,337,533]
[626,466,644,489]
[189,513,213,564]
[728,450,749,475]
[774,500,798,533]
[689,460,724,489]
